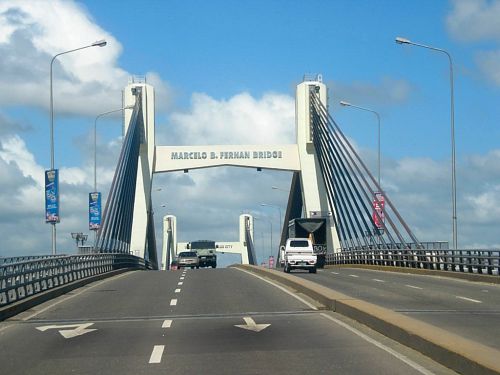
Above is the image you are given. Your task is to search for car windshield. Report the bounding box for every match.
[179,252,197,257]
[290,240,309,247]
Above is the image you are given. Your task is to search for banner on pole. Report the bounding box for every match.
[89,192,102,230]
[45,169,59,223]
[372,192,385,230]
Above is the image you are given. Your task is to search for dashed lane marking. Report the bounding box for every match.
[178,282,183,286]
[373,279,385,283]
[180,277,185,280]
[149,345,165,364]
[406,285,423,290]
[175,288,181,293]
[456,296,482,303]
[349,274,359,278]
[162,320,172,328]
[331,272,339,275]
[170,299,178,306]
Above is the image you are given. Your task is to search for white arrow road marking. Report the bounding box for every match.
[36,323,97,339]
[235,317,270,332]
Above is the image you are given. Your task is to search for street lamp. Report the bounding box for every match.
[271,186,288,192]
[260,203,282,241]
[254,216,273,264]
[395,36,458,250]
[94,106,133,191]
[340,100,381,187]
[49,39,107,255]
[71,232,88,252]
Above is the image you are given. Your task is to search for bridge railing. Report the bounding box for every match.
[0,253,151,307]
[326,249,500,275]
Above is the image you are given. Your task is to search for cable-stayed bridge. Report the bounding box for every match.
[1,76,499,375]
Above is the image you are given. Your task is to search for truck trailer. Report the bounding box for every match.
[286,218,327,268]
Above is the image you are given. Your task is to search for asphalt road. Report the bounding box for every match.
[296,267,500,349]
[0,268,456,374]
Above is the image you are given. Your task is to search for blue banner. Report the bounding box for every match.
[45,169,59,223]
[89,192,102,230]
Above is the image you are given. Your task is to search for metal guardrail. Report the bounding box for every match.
[326,249,500,275]
[0,255,61,266]
[0,253,151,307]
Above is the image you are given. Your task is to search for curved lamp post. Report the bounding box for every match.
[395,36,458,250]
[94,106,133,191]
[49,39,107,255]
[340,100,381,188]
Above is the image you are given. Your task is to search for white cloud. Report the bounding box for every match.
[330,77,413,108]
[446,0,500,86]
[446,0,500,42]
[166,92,295,146]
[0,0,172,115]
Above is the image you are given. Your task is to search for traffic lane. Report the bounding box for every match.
[21,268,312,323]
[163,268,314,316]
[326,267,500,307]
[296,268,500,348]
[155,312,453,375]
[0,312,454,375]
[17,270,190,322]
[0,317,174,375]
[299,268,500,311]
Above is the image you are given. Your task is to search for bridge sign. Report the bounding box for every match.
[45,169,59,223]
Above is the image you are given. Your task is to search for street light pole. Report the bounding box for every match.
[94,106,133,191]
[395,36,458,250]
[49,39,107,255]
[260,203,282,241]
[340,101,381,187]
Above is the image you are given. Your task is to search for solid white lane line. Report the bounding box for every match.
[178,282,183,286]
[22,272,131,321]
[331,271,339,275]
[175,288,181,293]
[170,299,178,306]
[234,268,318,310]
[162,320,172,328]
[405,285,423,290]
[349,274,359,278]
[149,345,165,364]
[320,313,435,375]
[456,296,482,303]
[373,279,385,283]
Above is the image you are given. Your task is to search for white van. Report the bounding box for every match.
[283,238,317,273]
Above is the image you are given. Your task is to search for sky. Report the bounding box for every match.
[1,0,500,265]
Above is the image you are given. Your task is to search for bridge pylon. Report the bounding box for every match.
[123,80,156,261]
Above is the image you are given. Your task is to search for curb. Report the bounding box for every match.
[234,264,500,375]
[0,268,138,321]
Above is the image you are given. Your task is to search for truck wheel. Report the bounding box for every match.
[284,264,290,273]
[196,266,200,269]
[309,267,317,274]
[212,264,216,268]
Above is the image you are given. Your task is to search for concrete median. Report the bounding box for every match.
[233,264,500,375]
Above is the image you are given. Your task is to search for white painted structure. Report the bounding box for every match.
[125,76,341,265]
[123,80,155,258]
[161,214,254,270]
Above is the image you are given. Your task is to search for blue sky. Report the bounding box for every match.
[1,0,500,263]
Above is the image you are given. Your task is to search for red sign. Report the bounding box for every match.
[372,192,385,229]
